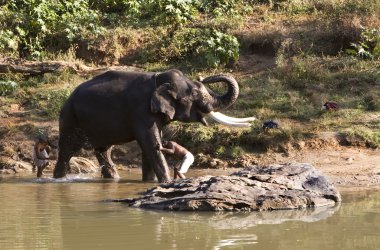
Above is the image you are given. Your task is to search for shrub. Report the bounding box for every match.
[45,88,72,118]
[139,0,196,27]
[0,81,18,96]
[157,28,239,68]
[198,0,251,16]
[0,0,104,58]
[347,28,380,59]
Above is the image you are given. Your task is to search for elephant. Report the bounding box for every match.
[53,69,251,182]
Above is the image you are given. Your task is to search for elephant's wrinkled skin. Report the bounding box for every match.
[53,69,239,182]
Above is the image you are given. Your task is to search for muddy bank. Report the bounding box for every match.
[0,107,379,190]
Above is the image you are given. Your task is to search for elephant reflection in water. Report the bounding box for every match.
[53,69,255,182]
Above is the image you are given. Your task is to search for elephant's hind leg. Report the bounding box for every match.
[95,146,120,179]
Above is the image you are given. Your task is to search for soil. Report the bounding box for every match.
[1,55,379,192]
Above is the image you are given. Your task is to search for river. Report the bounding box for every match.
[0,170,379,250]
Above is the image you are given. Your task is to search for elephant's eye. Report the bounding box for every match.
[191,89,198,97]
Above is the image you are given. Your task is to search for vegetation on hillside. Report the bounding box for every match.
[1,0,379,162]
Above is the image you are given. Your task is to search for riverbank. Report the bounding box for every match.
[1,105,379,191]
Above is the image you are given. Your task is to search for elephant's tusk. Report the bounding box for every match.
[211,111,256,123]
[208,111,252,127]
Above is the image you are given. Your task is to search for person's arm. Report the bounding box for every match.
[35,145,50,160]
[159,142,175,154]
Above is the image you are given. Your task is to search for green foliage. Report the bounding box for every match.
[230,145,245,157]
[202,29,240,67]
[198,0,251,16]
[157,28,239,68]
[45,88,72,118]
[0,81,18,96]
[139,0,196,27]
[0,0,104,58]
[347,28,380,59]
[89,0,140,14]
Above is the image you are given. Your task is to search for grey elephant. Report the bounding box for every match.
[53,69,252,182]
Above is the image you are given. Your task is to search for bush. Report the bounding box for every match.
[0,81,18,96]
[139,0,196,27]
[0,0,104,58]
[45,88,72,118]
[347,28,380,59]
[89,0,140,14]
[198,0,251,16]
[157,28,239,68]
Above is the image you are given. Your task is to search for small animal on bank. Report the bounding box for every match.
[323,101,339,111]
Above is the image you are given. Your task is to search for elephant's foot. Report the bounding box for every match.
[101,165,120,179]
[53,170,67,178]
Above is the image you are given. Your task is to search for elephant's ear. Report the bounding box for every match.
[151,83,177,120]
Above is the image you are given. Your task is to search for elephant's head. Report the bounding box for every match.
[151,69,239,125]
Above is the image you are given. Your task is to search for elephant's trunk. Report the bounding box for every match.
[201,75,239,111]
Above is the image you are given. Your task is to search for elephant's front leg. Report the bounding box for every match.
[136,127,171,183]
[142,152,156,181]
[95,146,120,179]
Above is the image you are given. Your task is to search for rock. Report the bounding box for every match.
[0,159,33,173]
[116,163,341,211]
[346,157,354,163]
[69,157,99,174]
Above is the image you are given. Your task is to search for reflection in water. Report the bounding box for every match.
[213,234,258,249]
[0,171,380,250]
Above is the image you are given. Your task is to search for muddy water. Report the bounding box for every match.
[0,170,380,250]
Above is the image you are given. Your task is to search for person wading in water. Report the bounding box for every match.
[32,136,53,177]
[158,141,194,179]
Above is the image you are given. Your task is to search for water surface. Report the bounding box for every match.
[0,171,379,250]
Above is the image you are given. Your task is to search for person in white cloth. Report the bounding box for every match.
[158,140,194,179]
[32,136,51,178]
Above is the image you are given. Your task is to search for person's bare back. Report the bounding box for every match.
[158,141,193,179]
[159,141,189,158]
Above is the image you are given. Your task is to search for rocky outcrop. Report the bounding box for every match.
[116,163,341,211]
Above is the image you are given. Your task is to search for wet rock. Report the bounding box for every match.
[69,157,98,174]
[0,159,33,173]
[117,163,341,211]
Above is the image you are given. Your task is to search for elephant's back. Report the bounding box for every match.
[63,70,154,146]
[75,70,152,94]
[70,70,153,108]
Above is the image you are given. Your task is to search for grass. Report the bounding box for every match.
[341,126,380,148]
[1,0,379,160]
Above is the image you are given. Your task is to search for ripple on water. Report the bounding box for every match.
[30,174,99,183]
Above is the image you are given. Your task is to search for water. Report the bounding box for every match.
[0,171,380,250]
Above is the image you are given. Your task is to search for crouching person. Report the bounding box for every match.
[158,140,194,179]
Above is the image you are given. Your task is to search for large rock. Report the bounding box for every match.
[116,163,341,211]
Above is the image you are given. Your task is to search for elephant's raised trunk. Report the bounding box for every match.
[201,75,239,111]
